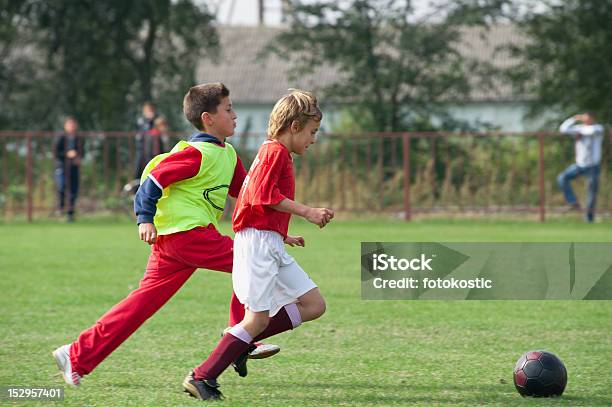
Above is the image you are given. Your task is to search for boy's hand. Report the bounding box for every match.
[284,235,305,247]
[305,207,334,228]
[139,223,157,245]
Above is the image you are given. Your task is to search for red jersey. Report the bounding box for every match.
[232,140,294,238]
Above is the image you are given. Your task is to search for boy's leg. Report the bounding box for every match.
[226,293,280,359]
[252,303,299,341]
[292,288,327,323]
[54,167,65,212]
[191,235,325,388]
[173,226,246,327]
[58,226,280,382]
[253,254,325,341]
[556,164,581,206]
[162,225,279,357]
[67,165,79,219]
[69,237,196,376]
[192,310,268,382]
[70,226,245,376]
[585,165,600,222]
[253,288,325,342]
[184,312,269,400]
[165,225,244,326]
[202,289,324,383]
[228,292,244,327]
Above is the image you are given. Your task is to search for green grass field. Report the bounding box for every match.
[1,219,611,406]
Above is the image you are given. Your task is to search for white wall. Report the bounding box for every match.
[446,101,551,132]
[231,101,551,151]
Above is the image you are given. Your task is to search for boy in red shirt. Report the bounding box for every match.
[184,90,334,400]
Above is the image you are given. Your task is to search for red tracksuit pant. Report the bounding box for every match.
[70,225,245,376]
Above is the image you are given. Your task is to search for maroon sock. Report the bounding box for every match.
[193,333,251,380]
[253,306,296,342]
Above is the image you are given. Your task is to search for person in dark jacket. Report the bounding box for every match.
[54,116,84,222]
[134,101,163,179]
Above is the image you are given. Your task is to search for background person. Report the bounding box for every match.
[54,116,84,222]
[152,115,170,153]
[134,101,161,179]
[557,112,604,222]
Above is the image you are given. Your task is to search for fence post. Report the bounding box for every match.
[115,136,121,192]
[26,133,33,222]
[1,138,6,219]
[402,133,411,221]
[339,139,346,210]
[103,136,109,192]
[538,133,546,222]
[378,136,384,210]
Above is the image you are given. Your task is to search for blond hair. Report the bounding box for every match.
[267,89,322,139]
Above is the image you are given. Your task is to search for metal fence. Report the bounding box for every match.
[0,131,609,222]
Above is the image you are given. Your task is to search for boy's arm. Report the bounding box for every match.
[559,117,580,136]
[134,177,163,225]
[139,222,158,245]
[134,177,162,244]
[560,117,604,139]
[270,198,334,228]
[246,149,333,227]
[578,124,604,138]
[228,156,247,198]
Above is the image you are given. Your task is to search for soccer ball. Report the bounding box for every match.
[513,350,567,397]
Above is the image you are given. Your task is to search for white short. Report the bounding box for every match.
[232,228,317,316]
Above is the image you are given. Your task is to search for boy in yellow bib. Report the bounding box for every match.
[53,83,278,387]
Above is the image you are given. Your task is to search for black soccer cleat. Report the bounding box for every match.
[232,350,249,377]
[232,345,255,378]
[182,371,223,400]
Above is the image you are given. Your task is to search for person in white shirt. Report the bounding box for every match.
[557,112,604,222]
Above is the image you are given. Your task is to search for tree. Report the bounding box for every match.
[502,0,612,124]
[109,0,219,117]
[0,0,58,130]
[265,0,477,132]
[0,0,218,130]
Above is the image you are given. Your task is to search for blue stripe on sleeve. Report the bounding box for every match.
[134,176,163,225]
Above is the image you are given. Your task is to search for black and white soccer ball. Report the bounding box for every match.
[513,350,567,397]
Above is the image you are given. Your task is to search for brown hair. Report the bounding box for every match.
[267,89,322,139]
[63,115,78,125]
[183,83,229,130]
